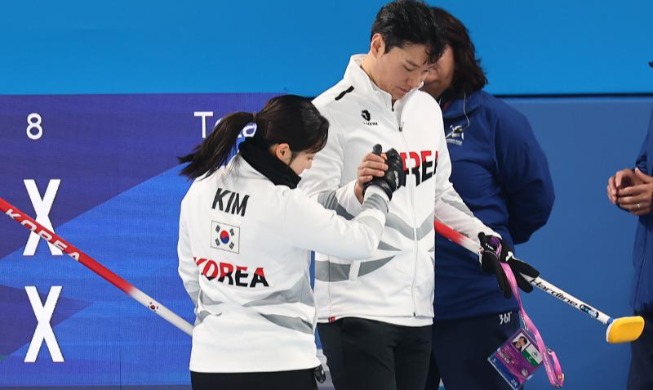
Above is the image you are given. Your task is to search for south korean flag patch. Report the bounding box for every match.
[211,221,240,253]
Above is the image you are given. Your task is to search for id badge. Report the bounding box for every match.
[488,329,543,389]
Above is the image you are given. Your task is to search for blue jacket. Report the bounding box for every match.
[435,90,555,320]
[632,111,653,313]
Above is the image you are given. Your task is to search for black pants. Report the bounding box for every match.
[318,318,432,390]
[628,310,653,390]
[190,368,317,390]
[425,310,520,390]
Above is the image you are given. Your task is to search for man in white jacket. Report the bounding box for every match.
[299,1,524,389]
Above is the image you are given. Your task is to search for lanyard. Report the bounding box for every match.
[502,262,565,388]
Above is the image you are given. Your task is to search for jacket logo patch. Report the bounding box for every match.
[211,221,240,253]
[361,109,378,126]
[445,124,466,146]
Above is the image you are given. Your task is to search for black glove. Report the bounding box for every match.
[478,232,540,298]
[363,144,405,200]
[504,250,540,293]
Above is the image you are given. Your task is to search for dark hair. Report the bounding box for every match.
[513,336,527,348]
[178,94,329,180]
[431,7,488,99]
[371,0,445,64]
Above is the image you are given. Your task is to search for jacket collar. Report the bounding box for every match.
[343,54,421,111]
[238,139,301,189]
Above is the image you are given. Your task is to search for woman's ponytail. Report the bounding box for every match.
[178,112,255,179]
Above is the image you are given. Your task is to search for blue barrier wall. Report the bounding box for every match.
[1,0,653,389]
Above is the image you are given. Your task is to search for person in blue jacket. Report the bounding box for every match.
[421,7,555,389]
[607,109,653,390]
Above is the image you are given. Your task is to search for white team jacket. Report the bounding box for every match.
[178,155,389,373]
[300,55,494,327]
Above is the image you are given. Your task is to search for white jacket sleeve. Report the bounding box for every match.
[177,197,200,307]
[283,187,389,259]
[434,115,498,246]
[299,107,364,217]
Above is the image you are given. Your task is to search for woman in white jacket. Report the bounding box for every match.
[177,95,403,390]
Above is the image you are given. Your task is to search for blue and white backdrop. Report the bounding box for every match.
[1,1,652,388]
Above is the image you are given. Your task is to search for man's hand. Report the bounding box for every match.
[478,233,540,298]
[615,168,653,216]
[607,168,639,204]
[478,233,511,298]
[363,147,404,200]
